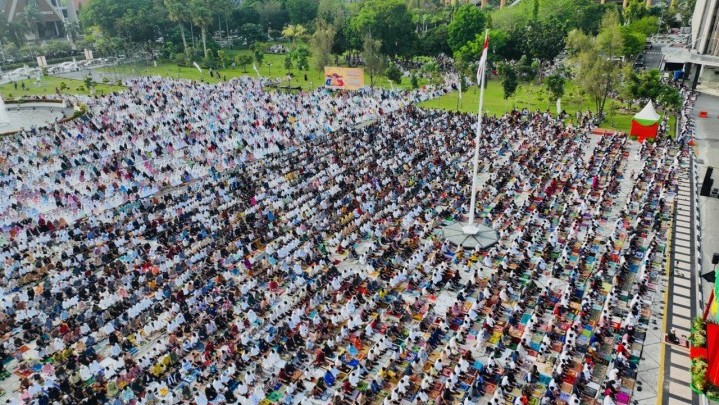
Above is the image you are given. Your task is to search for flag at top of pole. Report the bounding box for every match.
[476,31,490,85]
[464,29,490,235]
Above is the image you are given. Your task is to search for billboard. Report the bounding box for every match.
[324,67,364,90]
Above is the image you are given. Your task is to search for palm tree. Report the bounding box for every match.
[8,15,30,47]
[64,20,81,44]
[165,0,191,58]
[281,24,307,48]
[190,0,213,59]
[24,1,42,41]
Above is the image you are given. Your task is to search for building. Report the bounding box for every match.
[1,0,80,41]
[678,0,719,88]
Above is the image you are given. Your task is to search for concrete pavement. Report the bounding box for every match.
[691,93,719,305]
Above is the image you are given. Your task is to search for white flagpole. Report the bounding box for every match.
[466,30,489,234]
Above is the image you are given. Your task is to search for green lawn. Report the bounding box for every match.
[100,50,430,92]
[419,79,645,132]
[421,79,610,115]
[0,75,124,99]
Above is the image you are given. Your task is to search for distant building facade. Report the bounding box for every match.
[681,0,719,88]
[2,0,80,41]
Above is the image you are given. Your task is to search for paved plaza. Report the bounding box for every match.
[0,78,698,405]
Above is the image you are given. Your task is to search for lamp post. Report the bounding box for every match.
[266,63,272,77]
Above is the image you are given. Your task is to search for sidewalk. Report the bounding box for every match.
[656,155,699,405]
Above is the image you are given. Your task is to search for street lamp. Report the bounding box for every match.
[266,63,271,77]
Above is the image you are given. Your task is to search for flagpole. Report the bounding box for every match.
[464,29,489,235]
[457,77,462,111]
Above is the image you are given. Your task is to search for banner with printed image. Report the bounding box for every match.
[324,67,364,90]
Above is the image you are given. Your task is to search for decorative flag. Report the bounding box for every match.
[193,61,203,74]
[458,78,462,100]
[476,31,490,85]
[253,63,261,78]
[556,98,561,115]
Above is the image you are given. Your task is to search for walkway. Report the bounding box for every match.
[657,149,700,404]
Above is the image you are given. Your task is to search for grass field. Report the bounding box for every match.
[8,51,675,137]
[418,79,680,135]
[420,79,616,116]
[0,75,124,99]
[100,50,430,92]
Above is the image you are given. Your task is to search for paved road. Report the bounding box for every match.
[52,68,137,85]
[644,45,664,70]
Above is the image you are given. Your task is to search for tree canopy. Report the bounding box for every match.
[349,0,416,56]
[81,0,168,44]
[447,5,487,54]
[566,10,624,119]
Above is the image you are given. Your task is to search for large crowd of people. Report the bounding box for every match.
[0,76,692,405]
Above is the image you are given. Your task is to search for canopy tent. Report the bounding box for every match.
[630,101,661,142]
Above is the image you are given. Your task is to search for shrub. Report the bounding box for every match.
[385,64,402,85]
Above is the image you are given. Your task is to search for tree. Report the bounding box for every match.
[165,0,191,58]
[281,24,307,48]
[523,18,567,61]
[7,15,29,47]
[447,4,486,53]
[287,0,319,25]
[500,63,518,100]
[620,27,645,58]
[82,25,122,56]
[418,24,451,57]
[659,85,682,112]
[411,74,419,89]
[515,55,538,82]
[532,0,540,21]
[292,46,310,71]
[212,0,236,45]
[545,74,565,101]
[43,40,72,56]
[235,54,253,72]
[284,55,293,73]
[238,23,265,45]
[84,76,95,89]
[64,20,81,43]
[385,64,402,85]
[350,0,416,56]
[251,43,265,65]
[317,0,345,23]
[624,68,680,111]
[231,4,261,28]
[80,0,168,44]
[421,60,440,84]
[574,0,607,35]
[624,0,648,24]
[189,0,213,59]
[255,0,289,31]
[362,33,384,88]
[310,20,336,72]
[24,1,41,40]
[677,0,697,26]
[217,50,230,67]
[566,9,624,121]
[626,16,659,37]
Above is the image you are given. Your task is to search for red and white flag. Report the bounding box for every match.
[476,31,489,85]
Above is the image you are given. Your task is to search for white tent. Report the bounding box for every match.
[630,101,661,141]
[633,101,660,124]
